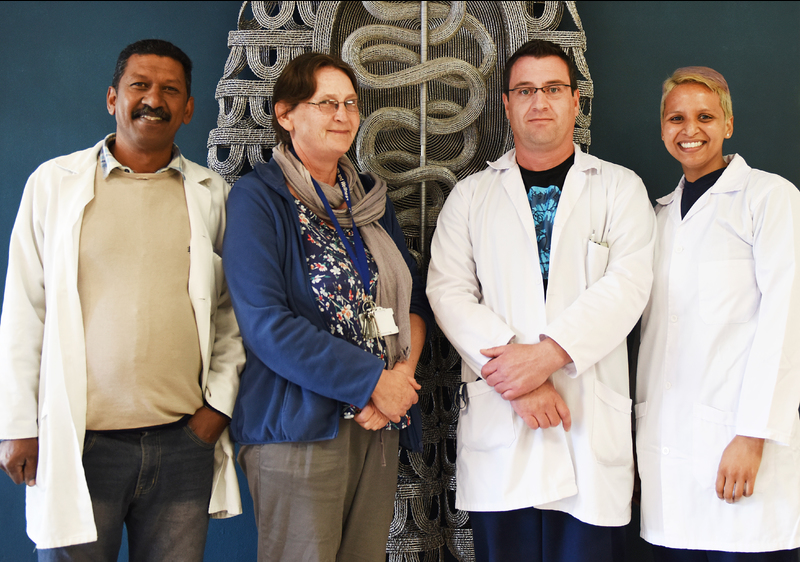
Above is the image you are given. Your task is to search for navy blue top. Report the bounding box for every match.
[680,167,726,219]
[222,156,431,450]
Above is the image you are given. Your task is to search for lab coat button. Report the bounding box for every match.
[670,315,678,322]
[662,447,669,455]
[675,246,683,253]
[665,382,672,389]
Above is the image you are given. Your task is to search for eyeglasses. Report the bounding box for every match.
[306,99,360,114]
[507,84,572,100]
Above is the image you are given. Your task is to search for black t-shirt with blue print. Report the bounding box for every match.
[519,153,575,294]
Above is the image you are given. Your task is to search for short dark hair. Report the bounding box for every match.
[271,52,359,146]
[503,40,577,94]
[111,39,193,97]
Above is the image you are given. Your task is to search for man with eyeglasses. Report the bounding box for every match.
[427,39,656,562]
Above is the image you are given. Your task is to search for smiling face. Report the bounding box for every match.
[107,54,194,160]
[275,66,360,181]
[502,55,579,168]
[661,82,733,182]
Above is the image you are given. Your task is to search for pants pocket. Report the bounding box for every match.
[183,424,217,450]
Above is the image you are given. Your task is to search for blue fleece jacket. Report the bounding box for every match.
[223,157,432,450]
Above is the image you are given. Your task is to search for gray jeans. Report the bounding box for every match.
[239,419,400,562]
[38,420,215,562]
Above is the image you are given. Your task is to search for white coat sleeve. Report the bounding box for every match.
[203,178,245,419]
[545,168,656,376]
[0,166,48,438]
[427,180,516,376]
[736,178,800,444]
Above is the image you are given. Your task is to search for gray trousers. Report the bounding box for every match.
[239,419,400,562]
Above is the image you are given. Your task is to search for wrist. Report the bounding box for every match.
[542,337,571,370]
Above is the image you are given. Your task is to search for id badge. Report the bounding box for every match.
[372,307,399,336]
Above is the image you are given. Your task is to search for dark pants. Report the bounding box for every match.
[652,545,800,562]
[470,506,627,562]
[38,421,215,562]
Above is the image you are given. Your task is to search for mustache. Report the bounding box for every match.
[132,105,171,121]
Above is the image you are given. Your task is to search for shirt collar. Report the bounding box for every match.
[98,133,185,179]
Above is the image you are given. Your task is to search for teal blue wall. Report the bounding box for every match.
[1,2,798,561]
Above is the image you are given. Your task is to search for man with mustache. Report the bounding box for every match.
[0,39,244,561]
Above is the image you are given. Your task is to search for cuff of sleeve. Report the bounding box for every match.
[736,426,792,447]
[540,331,579,378]
[202,402,232,422]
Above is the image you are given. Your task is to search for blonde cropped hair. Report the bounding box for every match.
[660,66,733,122]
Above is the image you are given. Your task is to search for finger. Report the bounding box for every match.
[715,471,725,500]
[23,455,37,487]
[555,398,572,432]
[743,477,755,498]
[544,407,561,429]
[733,478,745,502]
[525,415,540,430]
[386,411,402,424]
[480,346,504,359]
[481,361,499,379]
[535,413,551,429]
[501,387,522,401]
[5,464,24,486]
[724,477,736,503]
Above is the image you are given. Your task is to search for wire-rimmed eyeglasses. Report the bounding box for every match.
[306,99,360,114]
[507,84,573,100]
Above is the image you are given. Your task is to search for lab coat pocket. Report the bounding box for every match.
[691,403,735,489]
[698,260,759,324]
[586,240,610,287]
[592,379,633,466]
[459,379,516,452]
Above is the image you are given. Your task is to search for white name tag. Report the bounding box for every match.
[372,306,399,336]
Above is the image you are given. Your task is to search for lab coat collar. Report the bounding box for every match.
[488,143,600,173]
[488,144,598,277]
[657,153,747,208]
[710,154,748,194]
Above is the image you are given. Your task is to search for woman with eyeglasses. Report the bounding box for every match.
[222,52,431,561]
[636,66,800,561]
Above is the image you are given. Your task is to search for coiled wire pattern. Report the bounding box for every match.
[207,3,592,560]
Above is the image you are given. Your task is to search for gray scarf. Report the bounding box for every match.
[272,143,412,367]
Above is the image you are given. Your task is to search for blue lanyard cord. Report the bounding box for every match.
[311,169,372,291]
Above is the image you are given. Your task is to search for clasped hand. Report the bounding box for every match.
[363,361,420,429]
[480,338,571,400]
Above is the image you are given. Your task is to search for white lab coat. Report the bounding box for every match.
[636,154,800,552]
[427,146,655,526]
[0,139,245,549]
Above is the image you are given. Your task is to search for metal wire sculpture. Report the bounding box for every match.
[208,3,592,560]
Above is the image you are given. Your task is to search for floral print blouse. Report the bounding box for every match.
[296,198,410,430]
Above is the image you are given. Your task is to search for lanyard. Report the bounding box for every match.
[311,169,372,290]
